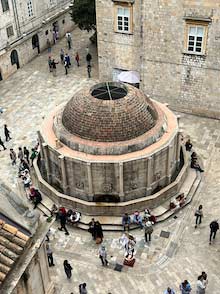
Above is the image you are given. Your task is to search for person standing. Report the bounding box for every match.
[51,59,59,76]
[0,137,6,150]
[144,220,153,243]
[60,48,65,64]
[33,189,42,209]
[18,147,24,161]
[86,53,92,65]
[30,148,38,167]
[209,220,219,244]
[201,272,208,287]
[75,52,80,66]
[196,275,206,294]
[87,64,91,78]
[179,280,192,294]
[4,124,11,141]
[88,218,95,239]
[94,221,103,244]
[195,205,203,228]
[65,53,71,67]
[47,39,51,54]
[63,260,72,279]
[23,146,30,164]
[46,244,55,267]
[79,283,87,294]
[10,148,17,165]
[164,287,175,294]
[98,245,108,266]
[122,213,131,231]
[48,56,52,72]
[64,60,68,75]
[58,209,69,235]
[66,32,72,49]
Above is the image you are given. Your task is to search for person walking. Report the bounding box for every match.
[33,189,42,209]
[94,221,103,244]
[98,244,108,266]
[46,243,55,267]
[51,59,59,77]
[30,148,38,167]
[65,53,71,67]
[88,218,95,239]
[64,60,68,75]
[209,220,219,244]
[18,147,24,161]
[47,39,51,54]
[75,52,80,66]
[79,283,87,294]
[179,280,192,294]
[66,32,72,49]
[86,53,92,65]
[10,148,17,165]
[195,205,203,228]
[23,146,30,164]
[60,48,65,64]
[63,260,72,279]
[48,56,52,72]
[4,124,11,141]
[164,287,175,294]
[87,64,91,78]
[0,137,6,151]
[196,275,206,294]
[58,209,69,235]
[144,220,154,243]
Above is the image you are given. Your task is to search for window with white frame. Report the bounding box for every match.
[117,7,130,33]
[27,0,33,17]
[187,25,206,53]
[6,25,14,38]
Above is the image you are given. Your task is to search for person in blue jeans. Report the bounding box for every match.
[180,280,192,294]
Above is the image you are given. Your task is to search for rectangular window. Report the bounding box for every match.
[116,6,131,33]
[1,0,9,12]
[27,0,33,17]
[6,26,14,38]
[185,22,208,55]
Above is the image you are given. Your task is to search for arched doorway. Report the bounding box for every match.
[32,34,40,54]
[10,50,20,69]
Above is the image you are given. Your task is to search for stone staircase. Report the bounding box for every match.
[37,168,201,231]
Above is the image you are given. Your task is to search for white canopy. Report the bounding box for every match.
[117,71,140,84]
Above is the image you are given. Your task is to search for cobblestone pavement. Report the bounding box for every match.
[0,28,220,294]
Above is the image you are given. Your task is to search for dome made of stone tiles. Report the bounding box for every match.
[62,82,158,142]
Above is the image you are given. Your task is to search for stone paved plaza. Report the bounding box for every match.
[0,28,220,294]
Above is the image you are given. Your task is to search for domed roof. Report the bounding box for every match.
[62,82,158,142]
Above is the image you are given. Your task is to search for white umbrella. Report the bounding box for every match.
[117,71,140,84]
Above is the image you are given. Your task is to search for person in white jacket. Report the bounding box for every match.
[196,275,206,294]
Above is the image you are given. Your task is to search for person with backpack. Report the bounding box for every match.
[63,260,72,279]
[79,283,87,294]
[195,205,203,228]
[179,280,192,294]
[144,220,154,243]
[209,220,219,244]
[33,189,42,209]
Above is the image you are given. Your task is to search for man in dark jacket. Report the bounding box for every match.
[0,137,6,150]
[4,124,11,141]
[58,210,69,235]
[209,220,219,244]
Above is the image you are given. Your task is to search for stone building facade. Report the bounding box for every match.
[0,0,74,80]
[96,0,220,119]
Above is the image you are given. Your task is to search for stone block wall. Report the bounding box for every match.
[96,0,220,119]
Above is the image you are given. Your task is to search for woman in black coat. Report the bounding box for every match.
[63,260,72,279]
[94,221,103,243]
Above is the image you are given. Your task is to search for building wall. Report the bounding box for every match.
[96,0,220,119]
[0,0,73,80]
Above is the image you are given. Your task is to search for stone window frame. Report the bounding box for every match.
[184,19,209,56]
[1,0,9,12]
[6,25,14,38]
[114,2,133,34]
